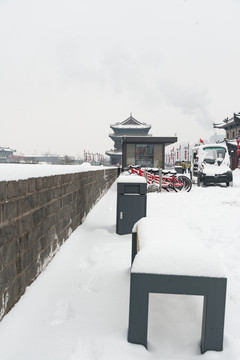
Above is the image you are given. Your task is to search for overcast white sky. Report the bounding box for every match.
[1,0,240,156]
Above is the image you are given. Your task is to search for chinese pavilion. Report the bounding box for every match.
[106,114,152,165]
[213,112,240,169]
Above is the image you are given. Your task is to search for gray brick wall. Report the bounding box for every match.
[0,168,118,320]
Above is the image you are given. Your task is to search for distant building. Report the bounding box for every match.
[0,147,16,157]
[213,112,240,169]
[213,112,240,140]
[0,147,16,162]
[106,113,152,165]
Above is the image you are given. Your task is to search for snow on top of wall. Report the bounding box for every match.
[0,163,115,182]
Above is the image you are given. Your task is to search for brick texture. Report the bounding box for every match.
[0,168,118,320]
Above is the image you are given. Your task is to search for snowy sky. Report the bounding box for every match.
[1,0,240,156]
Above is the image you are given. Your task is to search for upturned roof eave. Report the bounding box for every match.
[110,124,151,130]
[105,150,122,156]
[213,113,240,129]
[109,133,152,138]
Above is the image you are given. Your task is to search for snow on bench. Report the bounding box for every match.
[131,217,225,278]
[128,217,227,354]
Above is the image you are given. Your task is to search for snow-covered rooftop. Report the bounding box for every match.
[213,112,240,128]
[214,119,235,128]
[105,150,122,156]
[226,139,239,146]
[0,147,16,152]
[111,124,151,129]
[110,114,151,130]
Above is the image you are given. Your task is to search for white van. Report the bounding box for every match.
[191,143,233,187]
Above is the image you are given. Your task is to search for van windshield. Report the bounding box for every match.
[202,147,226,164]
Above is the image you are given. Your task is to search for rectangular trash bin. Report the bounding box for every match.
[116,176,147,235]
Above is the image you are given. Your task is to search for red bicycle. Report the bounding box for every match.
[128,166,192,192]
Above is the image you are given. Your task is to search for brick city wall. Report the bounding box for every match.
[0,168,118,320]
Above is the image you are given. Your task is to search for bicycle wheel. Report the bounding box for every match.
[178,175,192,192]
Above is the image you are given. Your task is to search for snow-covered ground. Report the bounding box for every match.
[0,169,240,360]
[0,163,111,182]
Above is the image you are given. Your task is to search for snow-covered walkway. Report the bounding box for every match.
[0,171,240,360]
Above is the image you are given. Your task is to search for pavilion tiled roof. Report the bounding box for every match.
[110,113,151,130]
[213,113,240,129]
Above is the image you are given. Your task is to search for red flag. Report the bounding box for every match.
[200,139,204,144]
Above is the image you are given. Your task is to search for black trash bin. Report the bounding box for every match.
[116,176,147,235]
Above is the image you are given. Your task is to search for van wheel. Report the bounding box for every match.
[226,181,233,187]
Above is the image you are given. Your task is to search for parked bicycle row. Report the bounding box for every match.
[127,166,192,192]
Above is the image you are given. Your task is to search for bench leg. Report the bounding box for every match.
[128,274,149,349]
[201,279,227,354]
[131,232,138,265]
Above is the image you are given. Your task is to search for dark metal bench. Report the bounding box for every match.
[128,224,227,354]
